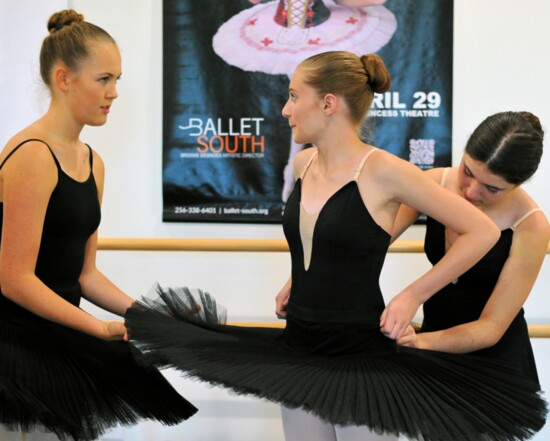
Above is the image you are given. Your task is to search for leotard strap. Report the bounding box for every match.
[511,208,543,231]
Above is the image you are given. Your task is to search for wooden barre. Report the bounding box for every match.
[97,238,424,253]
[226,322,550,339]
[97,238,550,253]
[97,238,549,338]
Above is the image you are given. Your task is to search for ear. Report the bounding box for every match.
[322,93,338,115]
[53,65,71,93]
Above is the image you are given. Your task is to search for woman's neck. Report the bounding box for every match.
[34,105,83,149]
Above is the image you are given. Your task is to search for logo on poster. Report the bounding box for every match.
[179,118,265,156]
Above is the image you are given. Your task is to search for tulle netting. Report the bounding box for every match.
[0,302,197,441]
[126,284,547,441]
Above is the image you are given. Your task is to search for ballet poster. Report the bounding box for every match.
[162,0,453,223]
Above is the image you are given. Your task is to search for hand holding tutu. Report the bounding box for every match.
[275,278,291,319]
[102,320,129,341]
[395,324,418,348]
[380,289,422,340]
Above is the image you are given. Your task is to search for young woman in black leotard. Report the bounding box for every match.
[125,52,547,441]
[392,111,549,386]
[0,9,196,441]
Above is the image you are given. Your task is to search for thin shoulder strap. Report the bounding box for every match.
[353,148,378,181]
[440,167,451,186]
[511,208,543,231]
[299,150,318,180]
[0,138,58,170]
[85,144,94,168]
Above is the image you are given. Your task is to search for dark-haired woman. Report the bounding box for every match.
[392,111,549,387]
[126,52,546,441]
[0,9,196,441]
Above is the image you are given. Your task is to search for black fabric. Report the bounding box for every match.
[285,180,390,324]
[0,140,196,440]
[422,216,539,384]
[127,178,547,441]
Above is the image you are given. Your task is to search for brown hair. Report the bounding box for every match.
[39,9,116,87]
[298,51,391,125]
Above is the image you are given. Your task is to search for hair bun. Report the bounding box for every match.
[520,111,544,138]
[360,54,391,94]
[47,9,84,34]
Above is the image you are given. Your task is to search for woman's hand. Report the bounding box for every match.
[275,279,292,319]
[396,324,418,347]
[101,320,128,341]
[380,290,421,340]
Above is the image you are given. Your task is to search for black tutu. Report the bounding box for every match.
[126,284,547,441]
[0,301,197,441]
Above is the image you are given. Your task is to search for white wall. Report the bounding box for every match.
[0,1,549,440]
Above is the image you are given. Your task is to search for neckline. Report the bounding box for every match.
[58,166,93,185]
[297,178,391,236]
[299,178,355,217]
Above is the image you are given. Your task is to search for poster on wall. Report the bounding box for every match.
[162,0,453,223]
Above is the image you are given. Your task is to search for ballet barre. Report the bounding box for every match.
[224,322,550,339]
[96,238,550,338]
[97,238,550,253]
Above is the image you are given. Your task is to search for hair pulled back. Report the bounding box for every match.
[40,9,116,87]
[299,51,391,125]
[465,111,544,184]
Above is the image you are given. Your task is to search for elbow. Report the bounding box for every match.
[0,273,21,302]
[482,331,502,349]
[477,319,506,349]
[0,265,33,303]
[79,267,97,290]
[479,222,500,250]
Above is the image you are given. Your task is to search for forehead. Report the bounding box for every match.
[289,68,319,96]
[289,68,305,88]
[462,154,512,187]
[80,42,121,73]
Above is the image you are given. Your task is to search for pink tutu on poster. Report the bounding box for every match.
[213,0,397,76]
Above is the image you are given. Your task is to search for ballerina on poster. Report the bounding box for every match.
[212,0,397,201]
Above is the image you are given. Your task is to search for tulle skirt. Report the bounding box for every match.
[212,0,397,76]
[0,299,197,441]
[126,284,548,441]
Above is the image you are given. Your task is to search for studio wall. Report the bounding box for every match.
[0,1,548,440]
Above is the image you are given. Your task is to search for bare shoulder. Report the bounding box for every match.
[293,147,317,179]
[364,148,422,182]
[90,146,105,170]
[365,150,447,184]
[424,167,446,182]
[512,189,549,235]
[0,138,56,173]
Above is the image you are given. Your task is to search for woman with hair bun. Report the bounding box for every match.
[126,52,546,440]
[393,111,549,386]
[0,9,196,441]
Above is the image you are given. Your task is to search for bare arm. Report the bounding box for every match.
[372,154,500,339]
[390,168,443,243]
[0,142,126,340]
[400,211,549,352]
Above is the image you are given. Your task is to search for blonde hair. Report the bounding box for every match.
[299,51,391,124]
[39,9,116,87]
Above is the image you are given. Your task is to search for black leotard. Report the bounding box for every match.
[0,139,196,441]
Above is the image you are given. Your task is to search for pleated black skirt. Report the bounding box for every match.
[0,299,197,441]
[126,284,547,441]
